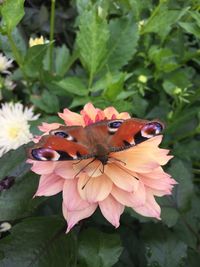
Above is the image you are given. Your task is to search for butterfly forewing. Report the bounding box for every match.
[29,118,164,162]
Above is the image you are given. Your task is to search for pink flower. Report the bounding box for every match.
[29,103,176,232]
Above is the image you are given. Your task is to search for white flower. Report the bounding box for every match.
[4,77,16,91]
[0,53,13,74]
[0,102,40,157]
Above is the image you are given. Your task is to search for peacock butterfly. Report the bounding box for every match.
[29,118,164,165]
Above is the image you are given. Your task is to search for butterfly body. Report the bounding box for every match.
[29,118,164,164]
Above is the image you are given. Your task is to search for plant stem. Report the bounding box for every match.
[7,33,23,68]
[49,0,56,72]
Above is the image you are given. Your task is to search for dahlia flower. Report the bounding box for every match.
[29,103,176,232]
[0,102,39,157]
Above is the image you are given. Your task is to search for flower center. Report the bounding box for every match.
[8,126,21,139]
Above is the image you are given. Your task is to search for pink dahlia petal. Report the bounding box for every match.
[77,173,113,203]
[133,190,161,219]
[105,163,138,192]
[63,202,97,233]
[99,195,124,228]
[54,162,76,179]
[38,122,61,133]
[111,182,146,207]
[139,174,176,191]
[58,108,83,126]
[35,173,64,196]
[63,179,90,211]
[30,161,57,175]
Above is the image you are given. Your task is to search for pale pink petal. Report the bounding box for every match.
[54,161,76,179]
[140,175,176,191]
[35,174,64,196]
[99,195,124,228]
[111,182,146,207]
[133,191,161,219]
[30,161,57,175]
[140,167,171,179]
[105,163,138,192]
[38,122,61,133]
[63,179,90,211]
[77,173,113,203]
[63,202,97,233]
[58,109,83,126]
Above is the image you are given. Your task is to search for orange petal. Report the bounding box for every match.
[114,136,172,173]
[99,195,124,228]
[77,173,113,203]
[63,202,97,233]
[105,163,138,192]
[63,179,90,211]
[103,107,119,119]
[59,108,83,126]
[35,174,64,196]
[81,103,98,122]
[73,159,103,178]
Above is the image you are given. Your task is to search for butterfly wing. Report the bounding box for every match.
[29,125,95,161]
[108,118,164,152]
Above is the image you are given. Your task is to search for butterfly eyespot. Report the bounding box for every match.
[52,131,76,141]
[108,120,123,133]
[141,122,163,138]
[31,148,60,161]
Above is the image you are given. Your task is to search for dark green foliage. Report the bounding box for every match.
[0,0,200,266]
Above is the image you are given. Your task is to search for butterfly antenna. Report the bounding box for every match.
[74,158,96,178]
[110,160,139,181]
[82,162,102,190]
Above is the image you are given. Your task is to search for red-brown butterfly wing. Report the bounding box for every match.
[109,118,164,151]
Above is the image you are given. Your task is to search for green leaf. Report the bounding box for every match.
[142,5,189,40]
[53,77,88,96]
[55,45,70,76]
[23,44,48,78]
[1,0,25,33]
[31,90,59,114]
[0,216,77,267]
[0,145,27,180]
[76,7,109,80]
[158,197,180,227]
[103,72,127,100]
[78,228,123,267]
[148,46,179,73]
[0,172,41,221]
[107,16,139,71]
[179,22,200,39]
[143,224,187,267]
[168,159,193,211]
